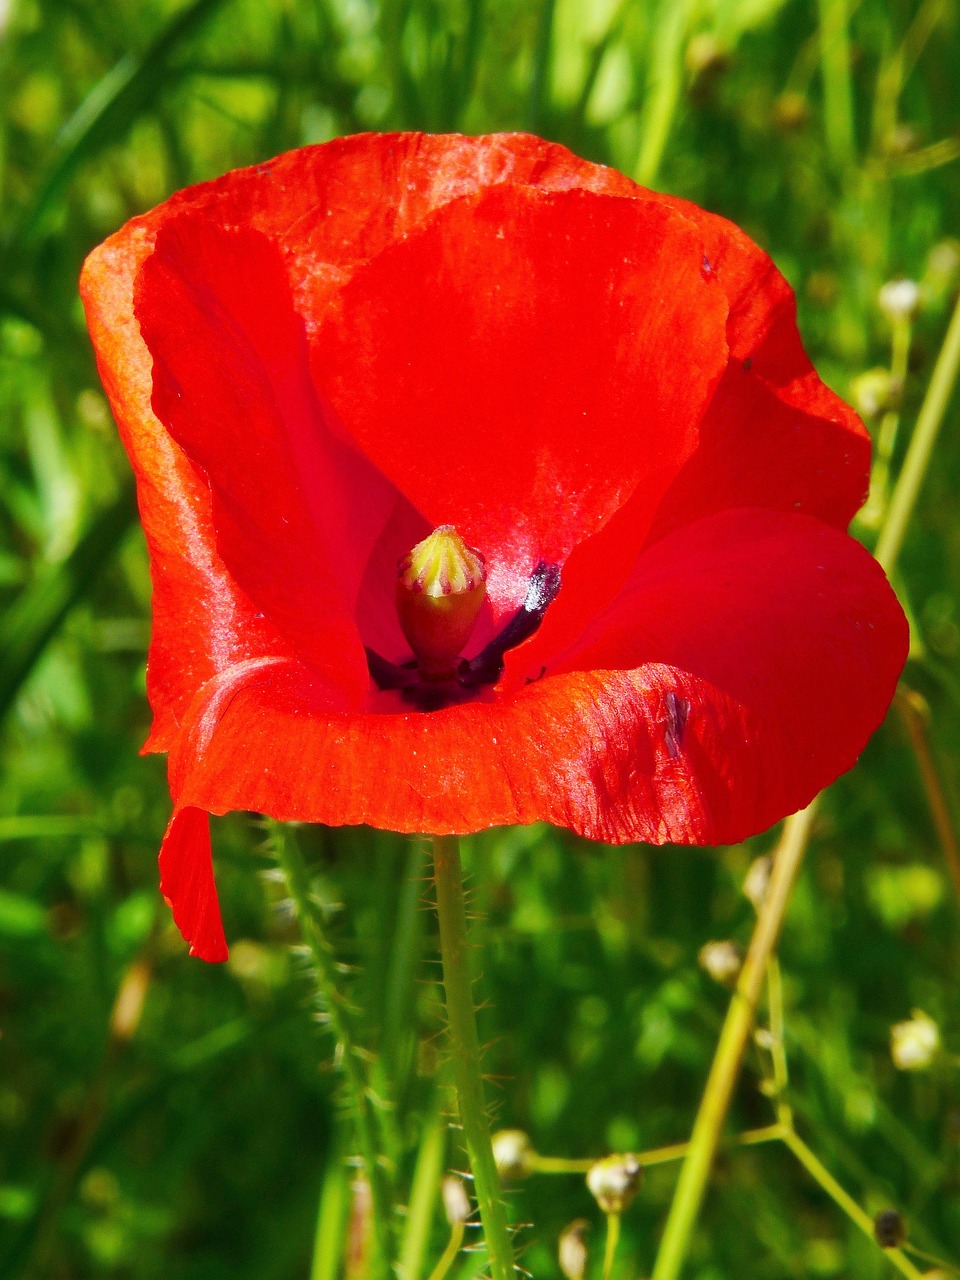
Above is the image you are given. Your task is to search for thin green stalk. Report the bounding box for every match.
[601,1213,621,1280]
[876,289,960,573]
[780,1130,924,1280]
[862,316,912,528]
[311,1136,350,1280]
[634,0,690,187]
[399,1104,446,1280]
[426,1219,465,1280]
[269,822,393,1279]
[765,957,793,1126]
[817,0,856,169]
[652,801,819,1280]
[531,1125,785,1176]
[432,835,514,1280]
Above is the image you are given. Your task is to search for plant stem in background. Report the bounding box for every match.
[269,822,394,1280]
[817,0,856,169]
[897,687,960,899]
[634,0,690,187]
[780,1130,924,1280]
[875,290,960,574]
[652,801,819,1280]
[432,835,515,1280]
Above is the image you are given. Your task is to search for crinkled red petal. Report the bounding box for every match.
[158,509,905,959]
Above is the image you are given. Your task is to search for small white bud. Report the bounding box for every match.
[698,940,742,987]
[586,1153,643,1215]
[891,1012,940,1070]
[441,1175,471,1226]
[878,278,921,322]
[491,1129,536,1183]
[558,1219,590,1280]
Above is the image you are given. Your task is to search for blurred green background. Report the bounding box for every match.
[2,0,960,1277]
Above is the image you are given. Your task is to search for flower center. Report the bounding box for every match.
[366,535,562,711]
[396,525,487,680]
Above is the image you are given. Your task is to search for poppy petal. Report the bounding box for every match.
[162,511,904,895]
[158,807,228,963]
[554,507,908,831]
[80,232,291,750]
[311,184,730,617]
[134,215,402,698]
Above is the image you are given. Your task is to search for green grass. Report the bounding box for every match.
[2,0,960,1276]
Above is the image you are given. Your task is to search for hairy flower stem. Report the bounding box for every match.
[268,822,393,1279]
[652,801,819,1280]
[432,835,515,1280]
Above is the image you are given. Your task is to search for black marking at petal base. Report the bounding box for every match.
[664,691,690,760]
[460,561,562,688]
[365,647,417,691]
[367,561,563,710]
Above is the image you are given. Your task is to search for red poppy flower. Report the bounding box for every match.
[81,132,907,963]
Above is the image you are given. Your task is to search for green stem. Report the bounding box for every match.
[876,289,960,574]
[432,835,514,1280]
[601,1213,621,1280]
[817,0,856,170]
[311,1134,350,1280]
[651,802,819,1280]
[269,822,393,1279]
[426,1220,466,1280]
[780,1130,925,1280]
[532,1124,785,1176]
[399,1101,446,1280]
[634,0,690,187]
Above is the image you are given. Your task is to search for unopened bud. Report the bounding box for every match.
[586,1153,643,1215]
[441,1175,471,1226]
[397,525,486,679]
[491,1129,536,1183]
[701,942,742,988]
[879,278,921,323]
[743,855,773,911]
[698,940,742,987]
[558,1219,590,1280]
[874,1207,907,1249]
[890,1011,940,1071]
[850,368,900,419]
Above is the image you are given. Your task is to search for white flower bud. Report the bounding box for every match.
[890,1011,940,1071]
[441,1175,471,1226]
[586,1153,643,1215]
[558,1219,590,1280]
[491,1129,536,1182]
[878,278,921,322]
[698,940,742,987]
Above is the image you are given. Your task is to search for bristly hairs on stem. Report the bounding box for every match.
[261,818,396,1280]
